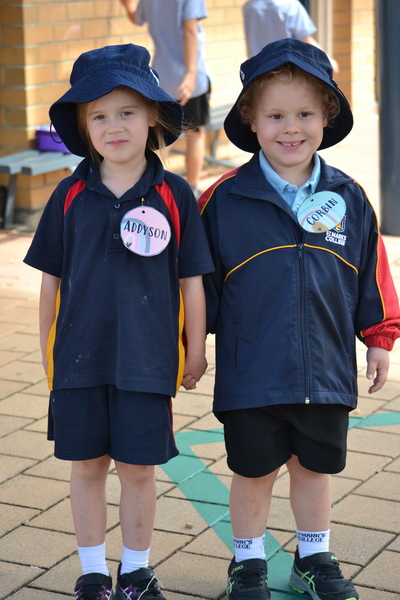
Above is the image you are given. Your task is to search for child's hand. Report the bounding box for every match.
[366,347,389,393]
[175,72,196,106]
[181,355,208,390]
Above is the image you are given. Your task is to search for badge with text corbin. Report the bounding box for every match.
[120,205,171,256]
[297,191,346,233]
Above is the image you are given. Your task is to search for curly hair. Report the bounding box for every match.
[238,63,340,128]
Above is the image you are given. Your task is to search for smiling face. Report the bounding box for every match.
[83,87,157,167]
[249,76,328,185]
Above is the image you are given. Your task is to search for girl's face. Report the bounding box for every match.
[250,77,328,184]
[84,87,157,166]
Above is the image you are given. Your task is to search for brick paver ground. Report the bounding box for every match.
[0,114,399,598]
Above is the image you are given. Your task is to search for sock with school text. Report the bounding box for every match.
[233,534,266,562]
[296,529,330,558]
[77,542,109,576]
[120,545,150,575]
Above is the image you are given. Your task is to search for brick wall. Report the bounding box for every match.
[0,0,248,221]
[0,0,377,222]
[333,0,377,116]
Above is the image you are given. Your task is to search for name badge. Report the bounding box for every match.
[297,191,346,233]
[120,206,171,256]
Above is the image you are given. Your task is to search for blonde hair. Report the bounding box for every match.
[238,63,340,128]
[76,87,180,163]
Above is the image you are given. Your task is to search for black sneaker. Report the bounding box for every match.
[290,548,360,600]
[227,558,271,599]
[113,565,166,599]
[74,573,113,600]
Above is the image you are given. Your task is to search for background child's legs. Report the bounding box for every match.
[70,455,111,547]
[185,126,206,190]
[181,88,210,194]
[115,462,157,551]
[230,470,279,539]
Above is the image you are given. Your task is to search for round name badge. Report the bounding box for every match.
[120,206,171,256]
[297,191,346,233]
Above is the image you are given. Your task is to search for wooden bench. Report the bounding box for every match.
[0,150,79,228]
[0,105,235,228]
[172,103,238,169]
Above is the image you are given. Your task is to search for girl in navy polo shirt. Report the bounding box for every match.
[24,44,213,600]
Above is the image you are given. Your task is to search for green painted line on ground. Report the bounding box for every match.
[354,411,400,427]
[192,501,230,529]
[160,414,399,596]
[160,429,303,596]
[349,411,400,428]
[179,470,229,505]
[268,551,300,596]
[160,453,208,485]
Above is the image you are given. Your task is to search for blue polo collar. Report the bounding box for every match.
[259,149,321,213]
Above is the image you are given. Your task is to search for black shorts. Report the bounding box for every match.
[183,84,211,131]
[219,404,350,477]
[48,385,179,465]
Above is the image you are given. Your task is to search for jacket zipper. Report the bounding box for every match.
[298,243,310,403]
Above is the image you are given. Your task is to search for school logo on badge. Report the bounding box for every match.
[325,216,347,246]
[334,216,346,233]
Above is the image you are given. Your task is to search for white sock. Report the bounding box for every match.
[233,535,266,562]
[296,529,330,558]
[77,542,109,576]
[120,545,150,575]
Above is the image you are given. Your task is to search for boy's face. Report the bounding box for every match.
[85,87,157,166]
[250,77,328,184]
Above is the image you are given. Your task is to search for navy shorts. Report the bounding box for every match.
[48,385,179,465]
[218,404,350,477]
[183,83,211,130]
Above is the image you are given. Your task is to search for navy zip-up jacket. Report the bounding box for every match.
[199,154,400,412]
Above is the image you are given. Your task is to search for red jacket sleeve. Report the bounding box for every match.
[360,233,400,350]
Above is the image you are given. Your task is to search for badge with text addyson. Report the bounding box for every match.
[297,191,346,233]
[120,203,171,256]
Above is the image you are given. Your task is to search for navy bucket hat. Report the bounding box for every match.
[224,38,353,153]
[49,44,183,156]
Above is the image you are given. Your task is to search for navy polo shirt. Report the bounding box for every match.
[24,152,214,396]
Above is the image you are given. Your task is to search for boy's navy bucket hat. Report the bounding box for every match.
[49,44,183,156]
[224,38,353,153]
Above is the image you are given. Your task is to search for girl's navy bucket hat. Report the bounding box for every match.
[224,38,353,153]
[49,44,183,156]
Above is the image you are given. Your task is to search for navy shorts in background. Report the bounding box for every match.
[219,403,350,477]
[183,84,211,130]
[48,385,179,465]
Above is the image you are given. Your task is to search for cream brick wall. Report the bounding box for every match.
[0,0,249,216]
[333,0,377,116]
[0,0,377,218]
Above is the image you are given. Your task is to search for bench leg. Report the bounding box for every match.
[4,173,17,229]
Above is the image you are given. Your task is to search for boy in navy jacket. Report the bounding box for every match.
[199,39,400,600]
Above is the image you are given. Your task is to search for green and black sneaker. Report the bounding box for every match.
[227,557,270,600]
[290,548,360,600]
